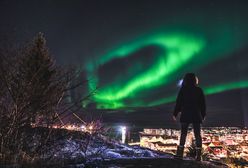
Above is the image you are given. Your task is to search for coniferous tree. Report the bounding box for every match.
[0,33,91,164]
[18,32,67,126]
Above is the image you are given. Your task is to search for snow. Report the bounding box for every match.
[21,130,224,168]
[41,133,172,163]
[104,151,122,158]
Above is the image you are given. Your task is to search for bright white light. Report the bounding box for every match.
[120,126,126,134]
[196,76,199,85]
[80,125,86,131]
[177,79,183,87]
[120,126,127,143]
[177,77,199,86]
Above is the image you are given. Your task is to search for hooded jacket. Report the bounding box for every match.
[173,85,206,123]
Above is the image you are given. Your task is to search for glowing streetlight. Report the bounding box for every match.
[120,126,127,143]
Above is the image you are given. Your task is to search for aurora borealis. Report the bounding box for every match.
[88,33,205,108]
[86,30,248,109]
[1,0,248,126]
[76,0,248,111]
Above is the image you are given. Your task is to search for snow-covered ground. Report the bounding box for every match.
[36,131,226,168]
[47,135,172,161]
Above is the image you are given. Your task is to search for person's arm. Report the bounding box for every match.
[199,88,206,120]
[173,88,183,118]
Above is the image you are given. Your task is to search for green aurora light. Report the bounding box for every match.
[85,32,248,109]
[88,33,205,108]
[95,34,205,99]
[147,80,248,107]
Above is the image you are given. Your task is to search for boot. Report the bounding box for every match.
[195,147,202,161]
[174,145,184,159]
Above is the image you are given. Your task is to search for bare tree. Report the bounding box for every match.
[0,33,94,164]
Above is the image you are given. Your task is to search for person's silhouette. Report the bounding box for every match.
[173,73,206,161]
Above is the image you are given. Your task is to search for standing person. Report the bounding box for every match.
[173,73,206,161]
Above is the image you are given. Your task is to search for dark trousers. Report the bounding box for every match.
[179,123,202,148]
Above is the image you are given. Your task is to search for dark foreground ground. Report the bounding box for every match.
[0,128,227,168]
[1,158,227,168]
[86,158,228,168]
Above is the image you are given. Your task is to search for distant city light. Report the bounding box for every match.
[80,125,86,131]
[88,125,93,130]
[139,127,248,164]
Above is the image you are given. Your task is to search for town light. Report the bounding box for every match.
[80,125,86,131]
[89,125,93,130]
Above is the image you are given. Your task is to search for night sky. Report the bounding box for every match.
[1,0,248,127]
